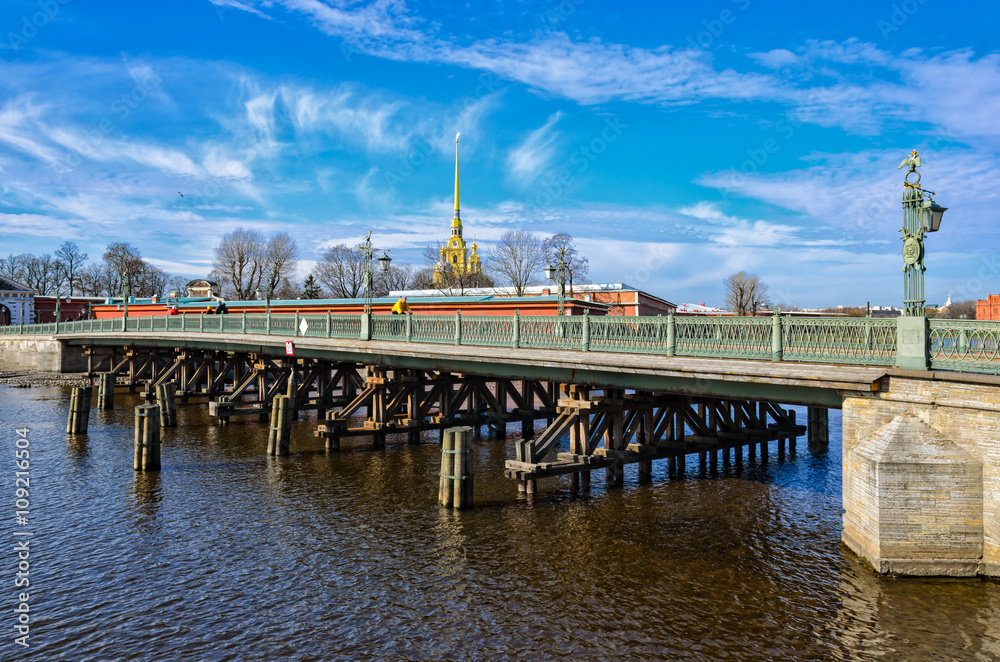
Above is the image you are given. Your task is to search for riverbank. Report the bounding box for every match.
[0,370,90,387]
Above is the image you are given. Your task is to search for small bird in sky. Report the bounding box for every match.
[178,191,183,197]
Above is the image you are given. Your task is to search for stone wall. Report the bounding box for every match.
[843,372,1000,576]
[0,337,87,373]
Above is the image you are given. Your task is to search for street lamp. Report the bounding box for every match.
[122,272,132,324]
[897,150,948,317]
[544,247,568,315]
[255,286,272,315]
[359,231,390,314]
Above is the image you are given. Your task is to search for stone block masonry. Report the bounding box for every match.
[842,372,1000,576]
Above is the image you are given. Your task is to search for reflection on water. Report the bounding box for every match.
[3,386,999,660]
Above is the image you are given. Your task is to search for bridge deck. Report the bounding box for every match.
[61,331,885,407]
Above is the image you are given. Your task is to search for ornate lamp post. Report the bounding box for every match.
[54,295,61,323]
[544,247,568,315]
[255,285,272,315]
[121,272,132,325]
[898,150,948,317]
[358,231,391,314]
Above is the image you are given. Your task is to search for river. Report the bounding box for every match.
[2,384,999,660]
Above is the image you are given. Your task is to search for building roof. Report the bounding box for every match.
[676,303,731,314]
[391,282,675,305]
[0,276,34,293]
[185,279,219,287]
[171,295,611,309]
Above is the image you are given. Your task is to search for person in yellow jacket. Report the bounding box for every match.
[390,297,410,315]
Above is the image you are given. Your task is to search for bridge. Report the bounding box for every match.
[4,310,1000,578]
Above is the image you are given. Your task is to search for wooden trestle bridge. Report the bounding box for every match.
[81,338,818,492]
[5,313,906,493]
[12,312,1000,577]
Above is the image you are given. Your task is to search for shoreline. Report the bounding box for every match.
[0,371,92,387]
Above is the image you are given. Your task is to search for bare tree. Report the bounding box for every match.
[486,229,545,296]
[1,253,27,285]
[212,228,264,300]
[316,244,365,299]
[165,275,190,297]
[542,233,589,296]
[376,263,417,296]
[260,232,299,298]
[409,267,436,290]
[55,241,88,296]
[937,299,977,319]
[724,271,770,316]
[21,254,59,295]
[274,277,299,300]
[103,242,147,295]
[136,265,170,297]
[78,262,117,297]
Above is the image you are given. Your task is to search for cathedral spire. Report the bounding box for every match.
[453,132,461,222]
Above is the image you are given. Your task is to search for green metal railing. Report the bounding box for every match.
[6,312,1000,375]
[929,319,1000,372]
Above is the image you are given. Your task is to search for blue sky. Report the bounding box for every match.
[1,0,999,308]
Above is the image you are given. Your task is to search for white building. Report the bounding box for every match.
[0,276,34,325]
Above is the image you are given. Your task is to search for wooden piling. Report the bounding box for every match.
[98,372,115,410]
[156,382,178,427]
[808,406,829,452]
[521,419,534,440]
[638,459,652,482]
[439,426,474,508]
[439,428,455,506]
[267,395,292,456]
[133,404,161,471]
[66,386,92,434]
[453,428,474,508]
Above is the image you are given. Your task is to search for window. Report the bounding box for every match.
[452,256,458,263]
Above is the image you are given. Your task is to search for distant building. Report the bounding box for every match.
[977,295,1000,321]
[186,279,221,298]
[391,283,676,317]
[432,135,484,286]
[0,276,34,325]
[34,296,106,322]
[676,303,733,316]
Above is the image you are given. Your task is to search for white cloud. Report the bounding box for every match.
[209,0,272,20]
[507,112,562,187]
[220,4,1000,148]
[748,49,799,69]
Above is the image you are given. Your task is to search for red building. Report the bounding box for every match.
[90,294,610,319]
[977,295,1000,320]
[391,283,676,317]
[33,296,106,322]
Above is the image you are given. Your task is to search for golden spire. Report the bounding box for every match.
[453,132,461,225]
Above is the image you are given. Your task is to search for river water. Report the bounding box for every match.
[3,384,1000,661]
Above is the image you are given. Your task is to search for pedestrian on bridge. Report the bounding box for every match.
[391,297,410,315]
